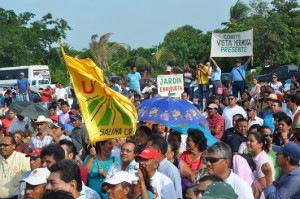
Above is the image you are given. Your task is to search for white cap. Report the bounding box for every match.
[166,66,172,72]
[21,168,50,185]
[102,171,132,186]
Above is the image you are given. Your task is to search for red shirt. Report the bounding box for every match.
[180,151,201,172]
[40,88,52,102]
[207,113,224,141]
[2,118,14,135]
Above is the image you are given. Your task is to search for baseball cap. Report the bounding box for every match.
[69,109,79,115]
[71,115,82,121]
[135,147,159,162]
[273,142,300,161]
[52,122,65,130]
[207,103,218,109]
[46,85,51,89]
[20,168,50,185]
[166,66,172,72]
[201,182,238,199]
[101,171,132,187]
[20,72,25,75]
[26,148,42,157]
[50,115,59,122]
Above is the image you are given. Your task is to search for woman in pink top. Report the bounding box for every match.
[246,131,275,199]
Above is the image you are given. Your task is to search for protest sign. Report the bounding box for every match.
[157,74,184,98]
[211,29,253,57]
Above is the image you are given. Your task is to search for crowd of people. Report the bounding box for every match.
[0,59,300,199]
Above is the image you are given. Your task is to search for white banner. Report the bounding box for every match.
[157,74,184,98]
[210,29,253,57]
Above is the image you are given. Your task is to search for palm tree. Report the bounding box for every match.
[153,47,175,72]
[222,0,250,26]
[90,33,130,72]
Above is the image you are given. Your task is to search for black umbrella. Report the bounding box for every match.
[9,101,50,120]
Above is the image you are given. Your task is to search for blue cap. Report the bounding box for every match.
[71,115,82,121]
[273,142,300,161]
[53,122,65,130]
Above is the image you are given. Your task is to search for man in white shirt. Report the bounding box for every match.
[222,95,247,130]
[246,105,263,129]
[135,147,176,199]
[54,82,68,101]
[206,142,254,199]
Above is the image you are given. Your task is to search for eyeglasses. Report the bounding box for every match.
[0,143,12,147]
[264,134,273,138]
[228,98,235,101]
[205,157,227,163]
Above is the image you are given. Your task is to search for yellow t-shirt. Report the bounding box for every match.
[197,66,209,85]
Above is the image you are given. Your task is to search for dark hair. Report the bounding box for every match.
[95,140,109,153]
[58,140,78,159]
[121,140,137,154]
[233,113,244,119]
[248,131,266,151]
[136,126,152,137]
[248,124,261,133]
[168,131,182,143]
[278,115,292,126]
[49,159,82,192]
[61,101,69,107]
[187,128,207,152]
[48,105,56,111]
[273,112,288,120]
[109,79,115,83]
[242,91,252,101]
[57,98,65,103]
[147,134,168,155]
[198,174,223,183]
[134,94,141,99]
[235,117,248,126]
[43,190,75,199]
[41,144,65,162]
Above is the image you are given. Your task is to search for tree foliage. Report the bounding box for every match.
[1,0,300,80]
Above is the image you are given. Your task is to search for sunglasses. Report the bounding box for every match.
[205,157,227,163]
[228,98,235,101]
[0,143,12,147]
[264,134,273,138]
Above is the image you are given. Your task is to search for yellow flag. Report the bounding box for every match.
[60,43,137,142]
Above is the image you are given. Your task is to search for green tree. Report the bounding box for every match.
[162,25,210,67]
[0,9,70,66]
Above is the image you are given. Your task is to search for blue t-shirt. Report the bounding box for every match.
[211,66,221,81]
[83,155,120,198]
[230,64,248,82]
[17,78,30,93]
[127,72,141,89]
